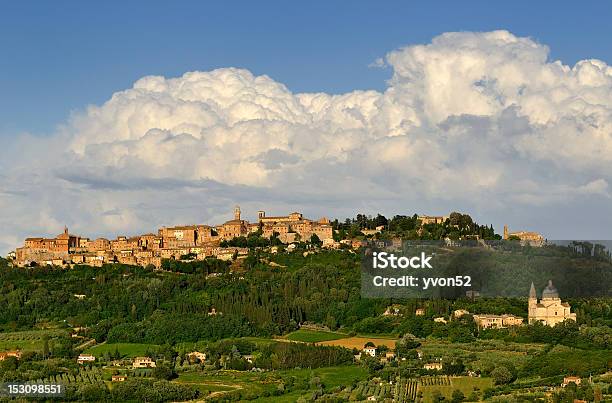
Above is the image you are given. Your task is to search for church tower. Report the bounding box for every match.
[234,205,241,221]
[503,225,509,240]
[528,282,538,324]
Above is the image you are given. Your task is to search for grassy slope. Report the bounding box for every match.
[254,365,369,402]
[84,342,159,357]
[0,329,68,352]
[284,329,348,343]
[172,365,369,402]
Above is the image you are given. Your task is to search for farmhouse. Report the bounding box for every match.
[186,351,207,362]
[562,376,581,387]
[133,356,156,368]
[453,309,470,318]
[473,314,524,329]
[362,346,377,357]
[77,354,96,364]
[424,362,443,370]
[433,317,447,324]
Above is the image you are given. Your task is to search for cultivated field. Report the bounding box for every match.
[316,336,398,349]
[418,339,546,371]
[418,376,493,402]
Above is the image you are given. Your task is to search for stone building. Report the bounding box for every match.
[132,357,156,368]
[528,280,576,326]
[15,227,80,265]
[473,314,524,329]
[89,238,111,251]
[417,215,449,225]
[258,210,333,242]
[503,225,544,246]
[216,206,251,240]
[159,226,198,248]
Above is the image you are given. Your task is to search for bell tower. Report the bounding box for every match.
[528,282,538,324]
[234,205,241,221]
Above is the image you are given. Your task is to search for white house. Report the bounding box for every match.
[77,354,95,364]
[133,357,156,368]
[424,362,443,370]
[362,346,377,357]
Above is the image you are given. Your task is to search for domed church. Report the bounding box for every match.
[528,280,576,326]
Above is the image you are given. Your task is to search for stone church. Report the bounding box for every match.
[528,280,576,326]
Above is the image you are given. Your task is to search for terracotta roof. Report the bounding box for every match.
[223,219,245,225]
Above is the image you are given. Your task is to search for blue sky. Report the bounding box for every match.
[2,1,612,137]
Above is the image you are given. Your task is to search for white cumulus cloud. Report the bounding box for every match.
[2,30,612,252]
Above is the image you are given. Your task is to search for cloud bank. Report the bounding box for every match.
[2,30,612,252]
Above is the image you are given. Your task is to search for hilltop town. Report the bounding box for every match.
[11,208,545,269]
[13,206,333,268]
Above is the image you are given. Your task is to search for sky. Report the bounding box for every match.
[2,1,612,252]
[2,1,612,136]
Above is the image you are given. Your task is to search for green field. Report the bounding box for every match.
[0,329,68,352]
[0,338,44,351]
[84,342,159,358]
[174,372,239,396]
[419,376,493,402]
[172,370,276,399]
[173,365,368,401]
[284,329,348,343]
[267,365,369,401]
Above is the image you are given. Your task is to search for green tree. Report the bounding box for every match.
[42,335,49,359]
[451,389,465,402]
[152,363,177,380]
[491,365,513,385]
